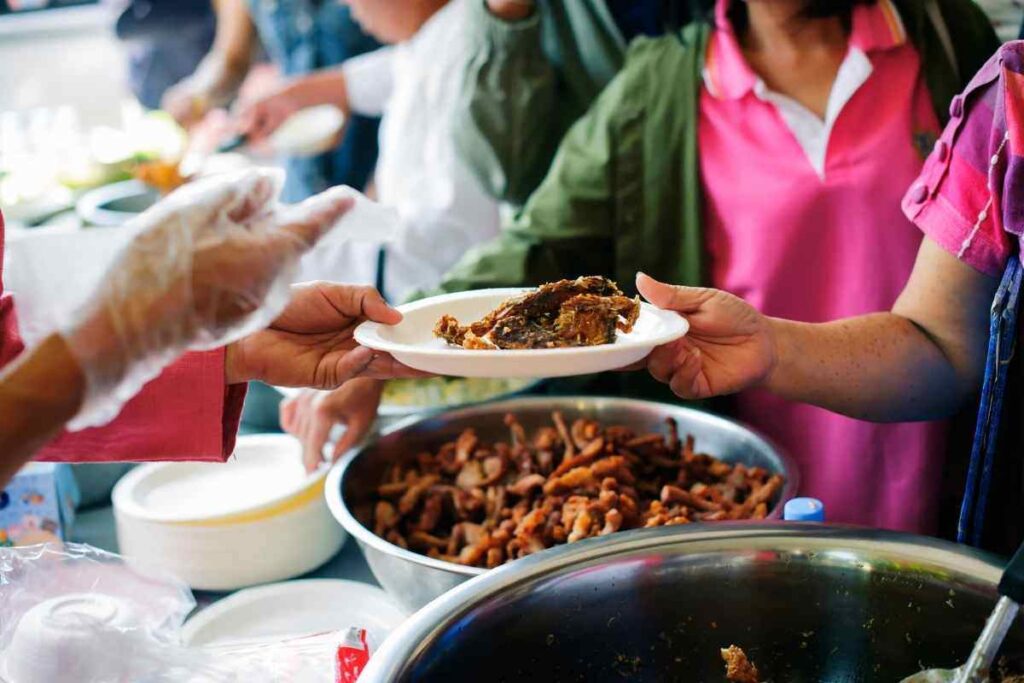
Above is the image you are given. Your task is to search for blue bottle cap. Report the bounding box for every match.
[783,497,825,522]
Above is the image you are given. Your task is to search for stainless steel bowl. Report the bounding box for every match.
[361,524,1024,682]
[325,396,798,612]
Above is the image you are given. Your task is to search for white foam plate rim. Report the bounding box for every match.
[112,433,328,525]
[181,578,408,648]
[354,288,689,379]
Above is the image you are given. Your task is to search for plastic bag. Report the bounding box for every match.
[0,543,371,683]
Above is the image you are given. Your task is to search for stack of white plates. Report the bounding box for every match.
[112,435,345,591]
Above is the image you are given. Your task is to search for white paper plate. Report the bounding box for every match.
[113,435,346,590]
[182,579,407,648]
[113,434,327,524]
[269,105,345,158]
[354,289,689,378]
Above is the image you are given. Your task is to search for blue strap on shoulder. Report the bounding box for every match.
[958,256,1023,546]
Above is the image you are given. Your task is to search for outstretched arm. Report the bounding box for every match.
[162,0,256,127]
[641,237,997,422]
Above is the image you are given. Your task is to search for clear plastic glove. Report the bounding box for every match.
[61,168,353,430]
[280,379,384,472]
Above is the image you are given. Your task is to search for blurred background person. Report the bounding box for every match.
[161,0,381,202]
[455,0,711,205]
[238,0,500,304]
[109,0,217,111]
[236,0,503,468]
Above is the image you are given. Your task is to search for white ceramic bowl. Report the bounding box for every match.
[112,434,345,591]
[354,288,689,378]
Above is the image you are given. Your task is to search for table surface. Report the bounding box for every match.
[71,504,380,610]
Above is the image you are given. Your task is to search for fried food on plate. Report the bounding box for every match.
[434,276,640,350]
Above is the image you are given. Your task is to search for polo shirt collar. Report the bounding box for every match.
[703,0,908,101]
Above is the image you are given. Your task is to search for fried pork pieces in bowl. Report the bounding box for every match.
[325,397,797,612]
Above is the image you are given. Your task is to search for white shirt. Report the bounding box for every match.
[303,0,501,302]
[749,47,873,179]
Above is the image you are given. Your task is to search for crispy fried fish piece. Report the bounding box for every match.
[435,277,639,350]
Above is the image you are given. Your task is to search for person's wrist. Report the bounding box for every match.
[41,336,87,420]
[2,334,87,423]
[283,83,319,113]
[285,71,346,112]
[224,341,250,385]
[758,317,789,393]
[486,0,535,21]
[0,334,86,480]
[62,308,129,397]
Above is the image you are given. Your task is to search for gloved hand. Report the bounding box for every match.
[61,168,351,429]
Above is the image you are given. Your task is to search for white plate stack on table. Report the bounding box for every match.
[112,434,344,591]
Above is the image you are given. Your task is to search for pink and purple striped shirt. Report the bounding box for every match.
[903,42,1024,276]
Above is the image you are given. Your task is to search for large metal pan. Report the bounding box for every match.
[361,524,1024,682]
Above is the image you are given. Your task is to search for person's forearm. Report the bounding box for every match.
[189,0,254,106]
[765,313,971,422]
[284,69,350,115]
[0,335,84,484]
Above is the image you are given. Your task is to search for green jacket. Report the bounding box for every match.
[437,0,998,298]
[454,0,652,205]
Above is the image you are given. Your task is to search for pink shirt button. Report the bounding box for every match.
[934,140,949,162]
[909,183,929,203]
[950,96,963,119]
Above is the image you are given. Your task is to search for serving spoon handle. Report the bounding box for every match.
[954,542,1024,682]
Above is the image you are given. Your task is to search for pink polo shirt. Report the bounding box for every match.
[699,0,946,532]
[0,212,245,462]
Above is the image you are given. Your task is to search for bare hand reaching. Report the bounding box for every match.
[280,379,384,472]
